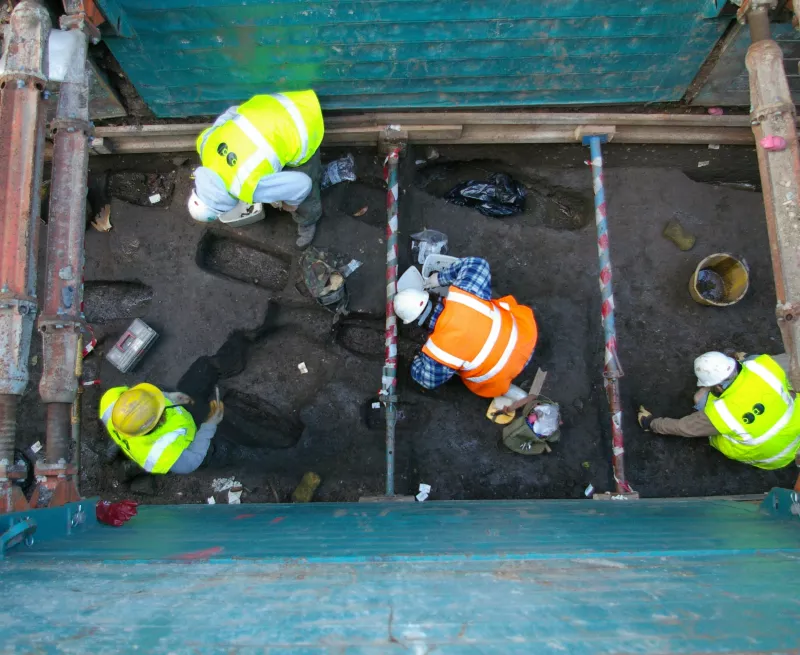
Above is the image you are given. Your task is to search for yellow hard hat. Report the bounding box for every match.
[111,383,166,437]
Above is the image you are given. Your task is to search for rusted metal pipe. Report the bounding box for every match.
[35,7,98,506]
[747,6,772,43]
[743,23,800,389]
[45,403,71,463]
[0,1,51,513]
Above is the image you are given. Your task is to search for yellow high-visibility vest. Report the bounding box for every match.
[100,387,196,474]
[196,90,324,203]
[704,355,800,469]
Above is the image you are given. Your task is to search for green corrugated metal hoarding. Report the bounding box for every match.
[95,0,731,117]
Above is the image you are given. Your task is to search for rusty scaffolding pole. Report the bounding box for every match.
[735,0,800,486]
[32,2,98,508]
[736,1,800,389]
[0,1,51,514]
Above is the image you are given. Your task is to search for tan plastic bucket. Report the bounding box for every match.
[689,253,749,307]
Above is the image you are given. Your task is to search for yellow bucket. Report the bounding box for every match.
[689,253,749,307]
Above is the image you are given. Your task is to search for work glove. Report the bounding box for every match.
[96,500,138,527]
[637,405,654,432]
[423,272,440,290]
[205,386,225,425]
[693,387,710,406]
[164,391,193,406]
[724,348,747,362]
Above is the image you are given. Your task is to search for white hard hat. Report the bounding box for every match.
[694,351,737,387]
[394,288,430,324]
[188,189,218,222]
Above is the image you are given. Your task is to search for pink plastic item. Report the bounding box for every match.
[707,107,724,116]
[760,135,787,152]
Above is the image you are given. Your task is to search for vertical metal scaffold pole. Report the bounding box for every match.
[585,134,634,496]
[0,0,51,514]
[381,148,401,497]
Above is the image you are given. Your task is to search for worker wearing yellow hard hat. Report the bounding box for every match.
[99,383,224,474]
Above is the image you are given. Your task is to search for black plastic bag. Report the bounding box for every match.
[445,173,526,217]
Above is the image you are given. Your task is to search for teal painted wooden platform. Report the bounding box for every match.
[94,0,731,116]
[2,494,800,652]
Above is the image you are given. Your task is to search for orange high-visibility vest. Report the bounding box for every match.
[422,288,538,398]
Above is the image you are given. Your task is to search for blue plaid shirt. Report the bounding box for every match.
[411,257,492,389]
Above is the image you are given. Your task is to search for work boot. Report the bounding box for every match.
[118,458,144,483]
[296,223,316,249]
[104,441,123,464]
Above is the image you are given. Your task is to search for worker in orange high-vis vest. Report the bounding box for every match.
[188,90,325,249]
[394,257,538,398]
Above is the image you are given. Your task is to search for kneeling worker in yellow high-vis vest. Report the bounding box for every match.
[188,90,325,249]
[638,352,800,470]
[99,383,224,475]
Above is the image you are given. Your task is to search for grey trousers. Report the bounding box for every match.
[292,150,322,227]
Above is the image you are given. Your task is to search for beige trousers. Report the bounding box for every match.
[651,353,791,438]
[651,413,716,438]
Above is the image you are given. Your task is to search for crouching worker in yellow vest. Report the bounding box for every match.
[393,257,538,399]
[99,384,224,475]
[188,90,325,249]
[638,352,800,470]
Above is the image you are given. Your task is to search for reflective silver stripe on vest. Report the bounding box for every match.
[100,401,116,426]
[424,289,502,372]
[462,305,502,372]
[142,428,187,473]
[745,360,793,406]
[229,113,282,197]
[466,314,519,384]
[712,360,796,447]
[424,338,466,369]
[713,400,753,443]
[447,289,494,319]
[745,433,800,466]
[199,128,211,158]
[271,93,309,165]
